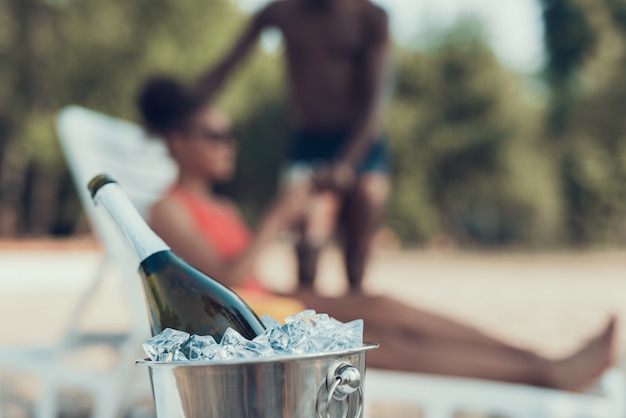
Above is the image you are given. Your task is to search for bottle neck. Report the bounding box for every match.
[93,183,170,265]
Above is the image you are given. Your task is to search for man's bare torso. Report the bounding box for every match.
[264,0,387,132]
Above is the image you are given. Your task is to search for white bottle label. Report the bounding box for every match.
[94,183,170,264]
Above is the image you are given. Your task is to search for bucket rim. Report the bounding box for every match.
[135,342,378,368]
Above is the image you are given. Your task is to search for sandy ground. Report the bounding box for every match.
[1,240,626,416]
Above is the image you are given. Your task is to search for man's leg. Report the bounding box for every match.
[342,173,390,292]
[296,191,342,290]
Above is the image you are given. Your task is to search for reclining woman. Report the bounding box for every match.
[138,77,616,391]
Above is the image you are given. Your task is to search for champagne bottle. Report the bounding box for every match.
[88,174,265,341]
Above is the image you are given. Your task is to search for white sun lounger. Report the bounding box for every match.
[0,105,176,418]
[364,368,625,417]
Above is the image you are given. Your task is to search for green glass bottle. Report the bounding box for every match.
[88,174,265,341]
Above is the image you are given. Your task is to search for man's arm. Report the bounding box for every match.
[329,8,390,187]
[196,3,277,100]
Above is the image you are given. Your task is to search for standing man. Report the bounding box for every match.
[197,0,391,293]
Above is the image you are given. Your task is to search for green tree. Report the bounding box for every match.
[539,0,626,243]
[386,23,561,245]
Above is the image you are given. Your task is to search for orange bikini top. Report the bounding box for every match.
[167,186,267,294]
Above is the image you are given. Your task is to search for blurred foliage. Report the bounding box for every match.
[2,0,626,247]
[386,22,563,245]
[539,0,626,244]
[541,0,596,84]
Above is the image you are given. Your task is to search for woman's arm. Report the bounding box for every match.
[149,182,310,287]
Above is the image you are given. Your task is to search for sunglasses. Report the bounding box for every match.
[187,127,237,144]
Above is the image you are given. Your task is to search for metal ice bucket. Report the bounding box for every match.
[136,344,377,418]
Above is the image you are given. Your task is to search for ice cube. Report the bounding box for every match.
[253,326,290,352]
[179,334,219,361]
[167,351,188,362]
[142,310,364,363]
[260,314,281,329]
[284,320,314,354]
[281,319,327,354]
[343,319,364,346]
[219,328,274,359]
[285,309,316,324]
[302,313,337,336]
[324,319,364,351]
[142,328,190,362]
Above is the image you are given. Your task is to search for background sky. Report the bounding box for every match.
[234,0,545,73]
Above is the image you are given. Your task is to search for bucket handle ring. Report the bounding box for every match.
[317,361,363,418]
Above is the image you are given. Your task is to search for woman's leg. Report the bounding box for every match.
[293,292,616,390]
[365,319,615,390]
[296,292,522,350]
[366,327,550,386]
